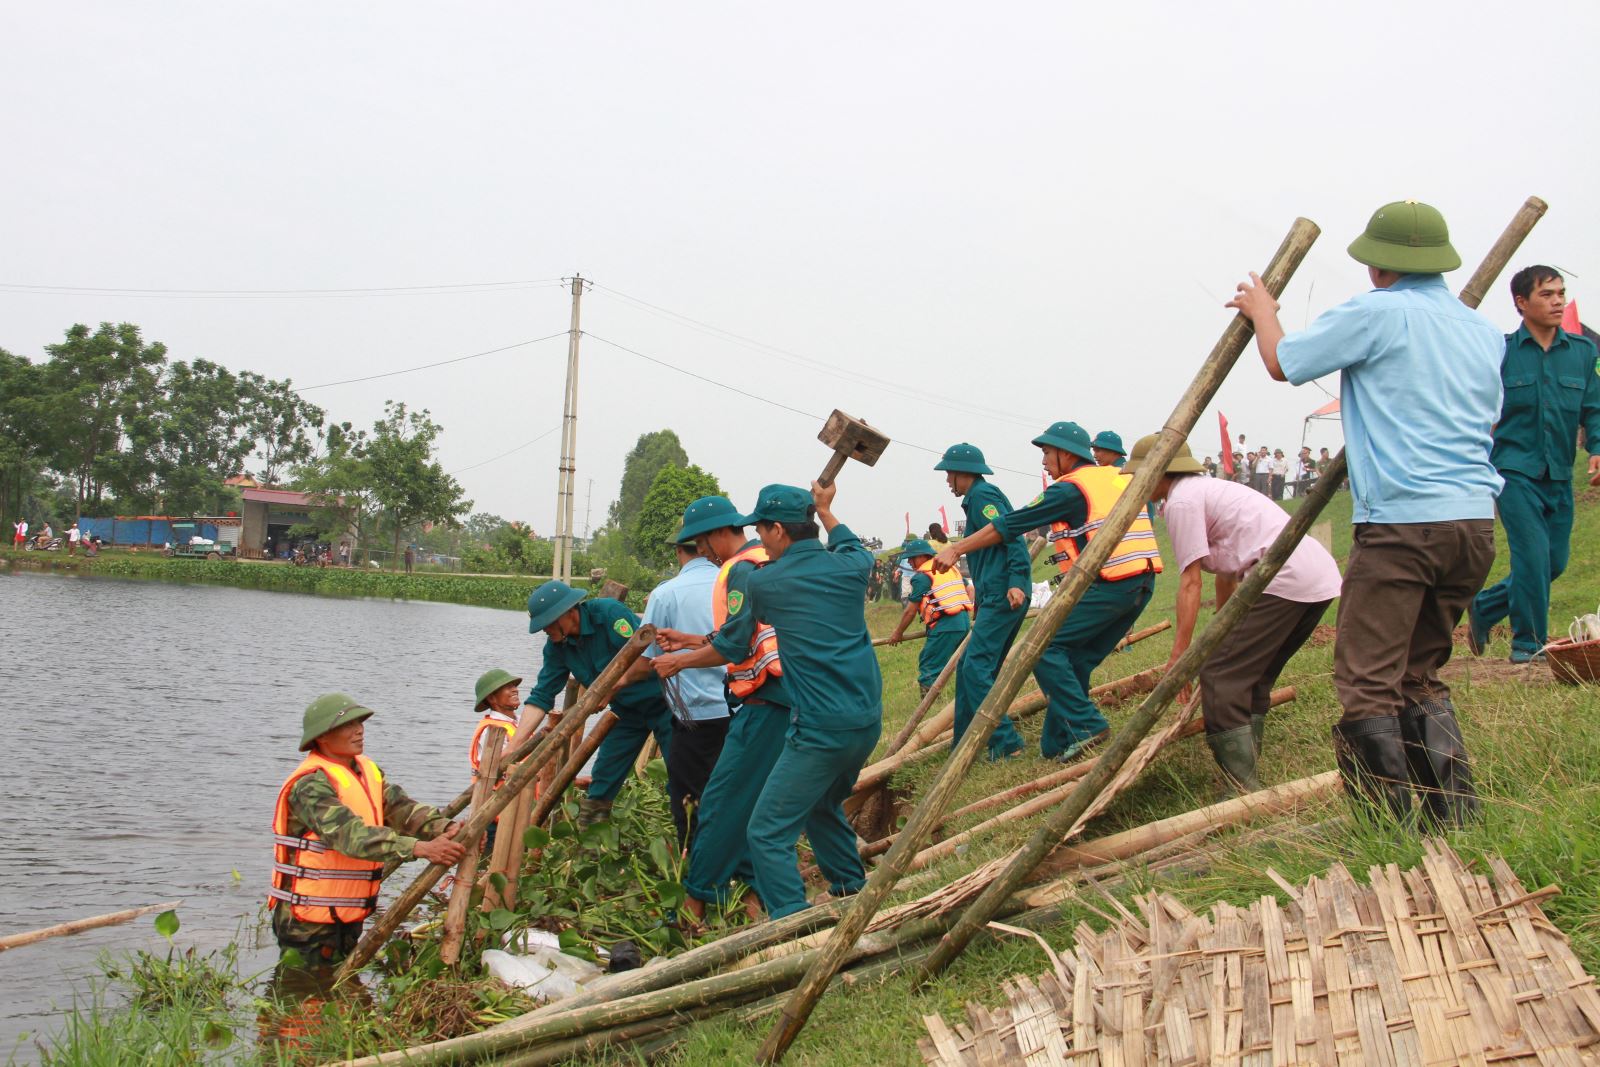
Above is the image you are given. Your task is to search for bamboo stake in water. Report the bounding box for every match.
[333,625,657,983]
[756,217,1321,1063]
[915,194,1547,984]
[0,901,182,953]
[439,726,505,965]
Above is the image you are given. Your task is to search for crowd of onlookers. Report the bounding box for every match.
[1197,443,1333,500]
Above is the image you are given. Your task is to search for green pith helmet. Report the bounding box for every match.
[901,538,935,560]
[527,580,588,633]
[933,442,992,475]
[1347,200,1461,274]
[1031,421,1096,462]
[745,484,813,524]
[674,495,748,543]
[300,693,374,751]
[474,668,523,712]
[1122,433,1205,476]
[1091,430,1125,456]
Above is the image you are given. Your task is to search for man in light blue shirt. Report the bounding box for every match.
[633,541,728,848]
[1227,200,1499,830]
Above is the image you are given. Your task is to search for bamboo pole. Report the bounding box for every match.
[0,901,182,953]
[881,632,968,754]
[481,767,537,912]
[914,194,1545,986]
[756,217,1321,1063]
[529,709,618,827]
[440,727,506,965]
[333,625,657,983]
[858,686,1297,862]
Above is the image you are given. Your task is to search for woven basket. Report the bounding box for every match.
[1545,636,1600,685]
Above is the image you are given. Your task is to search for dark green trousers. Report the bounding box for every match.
[1036,573,1155,758]
[683,704,790,906]
[586,703,674,803]
[953,600,1027,758]
[1472,472,1573,656]
[917,616,968,689]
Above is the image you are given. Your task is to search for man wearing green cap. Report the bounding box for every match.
[652,495,794,922]
[1091,431,1126,469]
[931,442,1028,758]
[523,581,673,827]
[1125,435,1340,793]
[1227,199,1500,827]
[270,694,466,963]
[1469,266,1600,664]
[723,481,881,918]
[885,537,973,696]
[937,422,1161,762]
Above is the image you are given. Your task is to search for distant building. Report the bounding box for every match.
[240,487,353,559]
[223,474,260,490]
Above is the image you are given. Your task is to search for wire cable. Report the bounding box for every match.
[450,425,562,475]
[297,332,570,392]
[0,279,567,299]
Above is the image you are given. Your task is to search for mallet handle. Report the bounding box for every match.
[817,451,848,488]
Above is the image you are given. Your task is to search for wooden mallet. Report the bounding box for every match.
[816,409,889,487]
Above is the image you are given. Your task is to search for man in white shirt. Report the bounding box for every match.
[1127,435,1341,794]
[1269,450,1289,500]
[1252,451,1274,495]
[67,522,81,555]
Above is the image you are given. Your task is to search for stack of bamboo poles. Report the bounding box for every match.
[326,772,1341,1067]
[921,841,1596,1067]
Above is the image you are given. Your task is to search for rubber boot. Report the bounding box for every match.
[577,797,613,829]
[1399,699,1480,829]
[1206,726,1262,795]
[1332,717,1414,825]
[1250,714,1266,757]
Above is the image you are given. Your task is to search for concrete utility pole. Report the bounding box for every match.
[553,275,589,581]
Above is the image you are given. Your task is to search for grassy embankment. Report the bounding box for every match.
[1,550,550,611]
[22,464,1600,1066]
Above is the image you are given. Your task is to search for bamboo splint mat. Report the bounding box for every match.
[920,840,1600,1065]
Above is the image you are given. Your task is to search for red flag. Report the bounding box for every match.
[1219,412,1234,475]
[938,506,949,534]
[1562,298,1581,334]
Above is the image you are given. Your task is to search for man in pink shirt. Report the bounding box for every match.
[1125,435,1342,793]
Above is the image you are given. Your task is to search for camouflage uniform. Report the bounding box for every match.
[272,766,451,962]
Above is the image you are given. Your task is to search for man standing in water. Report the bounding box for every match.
[270,694,465,965]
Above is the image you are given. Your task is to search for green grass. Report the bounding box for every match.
[1,549,550,611]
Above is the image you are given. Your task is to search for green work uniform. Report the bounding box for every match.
[273,768,449,961]
[742,523,883,918]
[907,568,971,689]
[526,598,673,803]
[952,478,1030,758]
[1472,326,1600,655]
[685,541,794,906]
[993,478,1157,757]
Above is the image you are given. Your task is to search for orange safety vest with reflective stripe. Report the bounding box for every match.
[913,557,974,627]
[269,752,386,924]
[1046,465,1164,580]
[469,714,516,774]
[712,545,783,700]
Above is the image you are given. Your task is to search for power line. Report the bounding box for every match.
[589,283,1048,431]
[583,331,1037,478]
[0,278,567,299]
[297,332,569,392]
[450,425,561,475]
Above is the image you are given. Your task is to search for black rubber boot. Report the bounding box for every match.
[1250,714,1266,758]
[1399,698,1480,828]
[1207,726,1262,794]
[1332,717,1414,825]
[576,797,613,829]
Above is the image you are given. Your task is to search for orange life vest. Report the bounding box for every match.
[469,714,516,775]
[270,752,386,924]
[1046,466,1164,581]
[712,545,783,699]
[913,557,974,627]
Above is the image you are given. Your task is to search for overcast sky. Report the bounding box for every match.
[4,3,1595,542]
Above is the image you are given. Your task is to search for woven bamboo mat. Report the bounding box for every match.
[920,840,1600,1065]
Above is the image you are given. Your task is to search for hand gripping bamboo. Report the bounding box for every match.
[755,217,1321,1063]
[333,624,657,983]
[913,193,1546,985]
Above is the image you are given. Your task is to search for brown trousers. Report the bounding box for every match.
[1333,520,1494,722]
[1199,593,1330,733]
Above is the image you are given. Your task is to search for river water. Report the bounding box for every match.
[0,569,542,1059]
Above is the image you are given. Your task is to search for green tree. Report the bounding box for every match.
[150,359,255,515]
[239,374,324,485]
[39,323,167,512]
[363,401,472,570]
[632,464,722,570]
[295,420,374,558]
[605,429,687,550]
[0,348,50,521]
